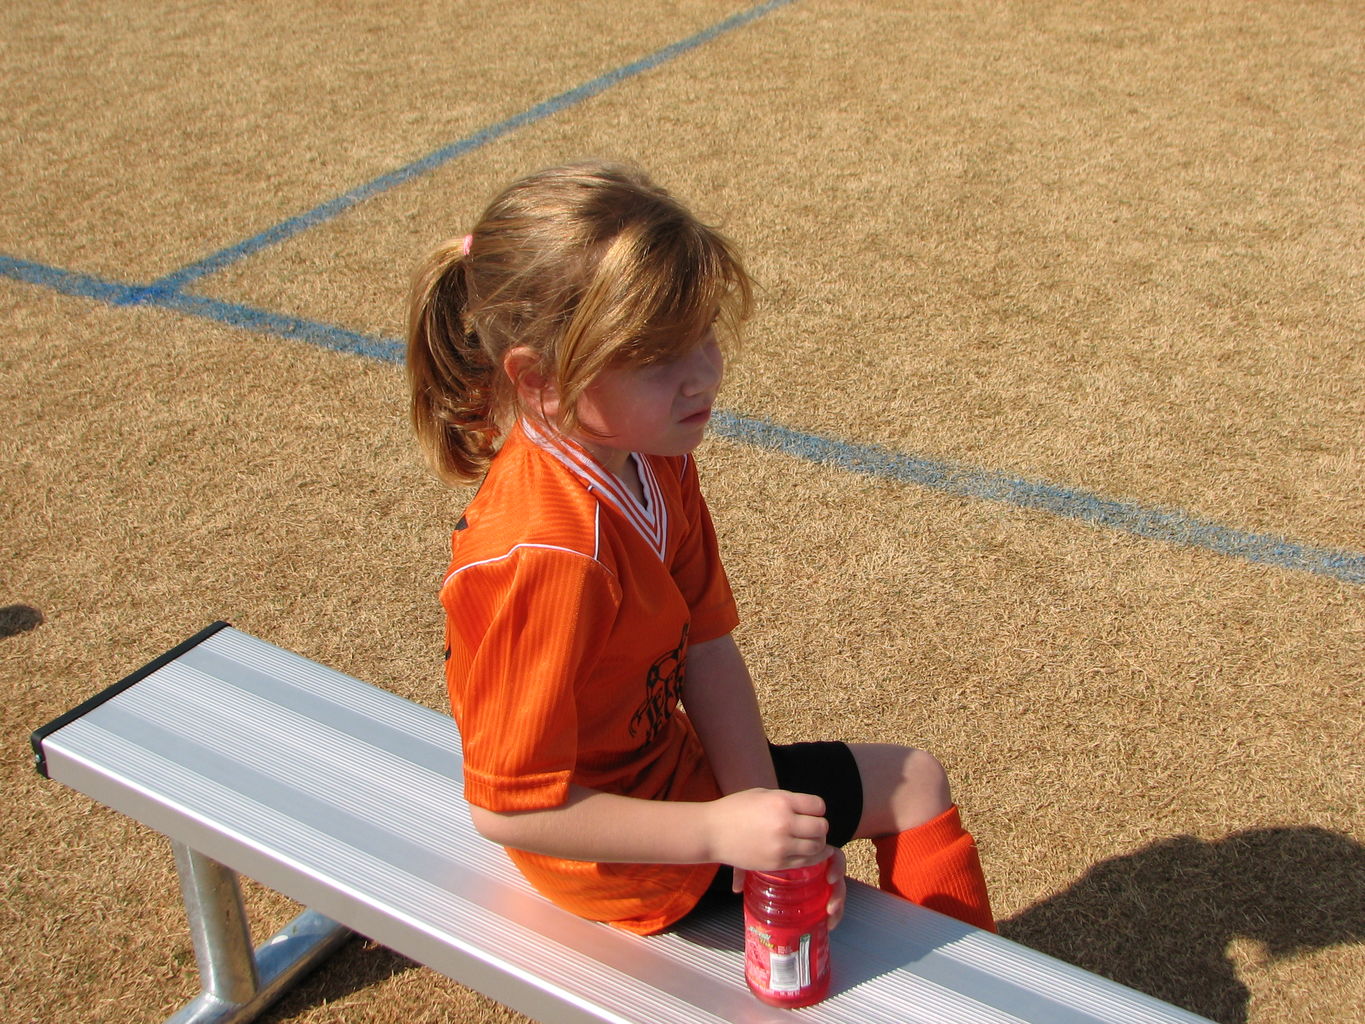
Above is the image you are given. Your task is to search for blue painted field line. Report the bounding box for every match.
[1,253,141,306]
[144,0,798,295]
[5,251,1362,585]
[711,412,1365,584]
[0,254,402,362]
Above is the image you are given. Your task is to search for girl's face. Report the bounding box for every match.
[571,328,724,475]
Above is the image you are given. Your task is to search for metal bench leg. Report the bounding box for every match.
[166,842,353,1024]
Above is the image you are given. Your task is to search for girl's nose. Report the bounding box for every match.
[682,337,724,394]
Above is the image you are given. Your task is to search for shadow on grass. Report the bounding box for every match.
[261,937,418,1022]
[0,603,44,638]
[1000,826,1365,1024]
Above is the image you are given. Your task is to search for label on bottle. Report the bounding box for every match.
[746,923,823,996]
[769,933,811,992]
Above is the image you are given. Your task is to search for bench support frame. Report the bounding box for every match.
[165,843,351,1024]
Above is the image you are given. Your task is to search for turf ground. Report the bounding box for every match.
[3,2,1362,1022]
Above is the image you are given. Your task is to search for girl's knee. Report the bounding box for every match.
[907,746,950,792]
[900,748,952,822]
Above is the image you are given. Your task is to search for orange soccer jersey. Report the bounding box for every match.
[439,419,740,933]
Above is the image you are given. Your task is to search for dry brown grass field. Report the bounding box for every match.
[3,2,1361,1023]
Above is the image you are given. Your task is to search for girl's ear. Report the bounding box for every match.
[503,347,561,419]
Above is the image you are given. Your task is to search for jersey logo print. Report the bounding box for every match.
[630,625,687,743]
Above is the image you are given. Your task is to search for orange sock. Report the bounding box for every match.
[873,805,996,932]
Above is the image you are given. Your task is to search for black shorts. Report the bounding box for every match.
[768,740,864,848]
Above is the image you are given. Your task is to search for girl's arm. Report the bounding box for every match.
[468,784,829,870]
[680,631,848,926]
[681,632,778,793]
[468,635,828,870]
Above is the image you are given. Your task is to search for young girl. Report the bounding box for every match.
[407,161,995,937]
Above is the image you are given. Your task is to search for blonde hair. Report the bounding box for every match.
[406,161,753,484]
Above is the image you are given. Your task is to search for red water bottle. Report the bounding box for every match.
[743,857,832,1007]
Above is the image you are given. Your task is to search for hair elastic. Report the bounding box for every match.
[461,234,473,256]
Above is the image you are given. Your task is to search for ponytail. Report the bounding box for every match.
[406,240,502,483]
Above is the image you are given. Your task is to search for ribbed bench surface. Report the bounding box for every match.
[36,625,1212,1024]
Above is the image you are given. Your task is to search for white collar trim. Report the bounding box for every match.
[522,419,668,560]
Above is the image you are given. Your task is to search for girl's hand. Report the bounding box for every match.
[707,788,830,871]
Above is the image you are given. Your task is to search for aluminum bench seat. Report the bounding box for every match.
[32,623,1213,1024]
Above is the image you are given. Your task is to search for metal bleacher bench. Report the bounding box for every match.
[32,622,1213,1024]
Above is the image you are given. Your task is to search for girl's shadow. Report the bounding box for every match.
[999,826,1365,1024]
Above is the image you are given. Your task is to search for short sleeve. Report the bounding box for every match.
[442,545,622,812]
[668,456,739,644]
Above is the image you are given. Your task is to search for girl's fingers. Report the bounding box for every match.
[785,790,827,819]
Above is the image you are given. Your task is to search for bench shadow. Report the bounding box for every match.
[260,936,418,1021]
[999,826,1365,1024]
[0,603,44,638]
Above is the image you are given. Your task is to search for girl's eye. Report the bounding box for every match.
[638,361,676,382]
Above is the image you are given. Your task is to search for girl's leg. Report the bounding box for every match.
[848,743,952,837]
[849,743,996,932]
